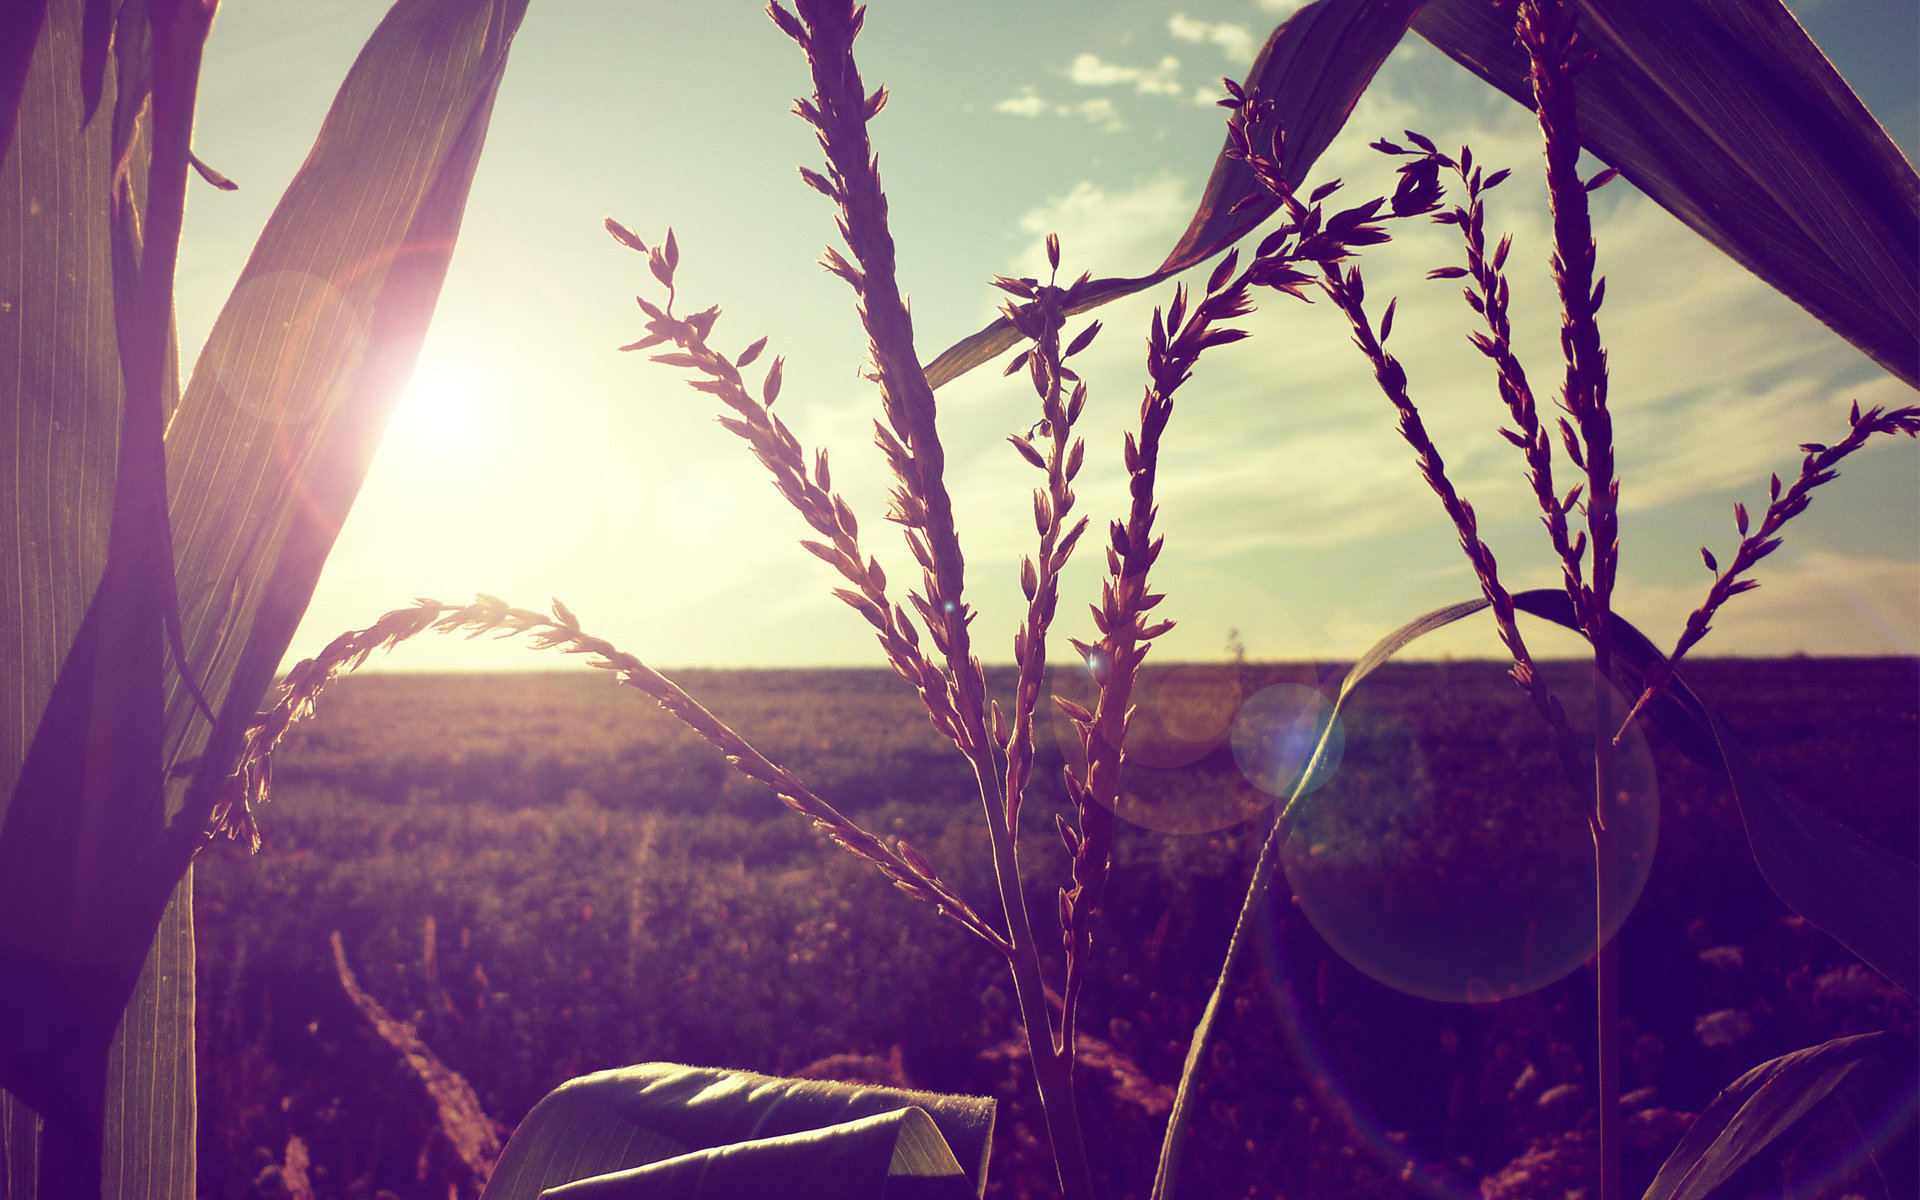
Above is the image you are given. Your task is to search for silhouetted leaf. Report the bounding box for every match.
[1156,591,1919,1198]
[1503,591,1919,996]
[925,0,1426,390]
[1414,0,1919,386]
[0,0,531,1193]
[1642,1032,1910,1200]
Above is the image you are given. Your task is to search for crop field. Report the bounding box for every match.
[192,658,1918,1200]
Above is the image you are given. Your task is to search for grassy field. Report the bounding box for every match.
[193,658,1918,1199]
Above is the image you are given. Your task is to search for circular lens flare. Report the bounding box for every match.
[1279,665,1660,1003]
[1232,683,1343,799]
[1047,660,1324,834]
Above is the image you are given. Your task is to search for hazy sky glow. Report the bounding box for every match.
[176,1,1919,672]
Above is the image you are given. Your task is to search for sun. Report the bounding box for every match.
[386,355,491,464]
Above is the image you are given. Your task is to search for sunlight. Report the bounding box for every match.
[386,354,493,464]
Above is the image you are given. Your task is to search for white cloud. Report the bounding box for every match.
[1254,0,1310,17]
[1608,548,1920,656]
[1067,52,1186,97]
[1169,13,1260,65]
[977,44,1919,664]
[1011,173,1198,279]
[993,87,1127,132]
[996,44,1208,131]
[1070,97,1126,132]
[992,91,1048,119]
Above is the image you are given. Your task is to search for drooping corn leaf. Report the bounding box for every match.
[923,0,1426,389]
[1641,1031,1911,1200]
[930,0,1917,393]
[1154,590,1919,1197]
[0,0,531,1194]
[483,1064,995,1200]
[1413,0,1919,387]
[1499,591,1919,996]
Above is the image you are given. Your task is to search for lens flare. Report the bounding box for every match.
[1279,665,1660,1004]
[1046,659,1325,833]
[205,269,369,425]
[1042,568,1332,833]
[1231,682,1343,799]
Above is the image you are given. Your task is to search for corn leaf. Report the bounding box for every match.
[0,0,530,1193]
[930,0,1916,393]
[1500,591,1919,997]
[483,1064,995,1200]
[1413,0,1920,387]
[923,0,1426,390]
[1714,743,1920,991]
[1641,1031,1909,1200]
[1154,590,1918,1198]
[162,0,530,847]
[0,0,189,1191]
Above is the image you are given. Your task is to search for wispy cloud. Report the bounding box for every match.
[993,87,1126,132]
[1011,172,1197,277]
[1067,52,1186,97]
[1169,13,1259,65]
[997,22,1253,130]
[979,56,1919,662]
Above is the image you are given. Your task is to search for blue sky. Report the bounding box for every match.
[175,0,1919,672]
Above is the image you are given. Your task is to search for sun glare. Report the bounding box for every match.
[387,357,492,463]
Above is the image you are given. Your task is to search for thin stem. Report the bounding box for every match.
[1592,673,1622,1200]
[1516,1,1622,1192]
[771,8,1092,1193]
[1615,401,1920,739]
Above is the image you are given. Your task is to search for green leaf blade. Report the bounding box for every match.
[0,2,182,1192]
[2,0,532,1195]
[484,1065,995,1200]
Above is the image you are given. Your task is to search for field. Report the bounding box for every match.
[192,658,1919,1200]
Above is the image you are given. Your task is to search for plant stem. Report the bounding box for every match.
[1595,927,1621,1200]
[1592,676,1621,1200]
[982,792,1098,1200]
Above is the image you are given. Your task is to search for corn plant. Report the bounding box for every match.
[11,0,1914,1197]
[0,0,529,1195]
[227,2,1916,1198]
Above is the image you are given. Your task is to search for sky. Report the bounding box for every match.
[174,0,1920,673]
